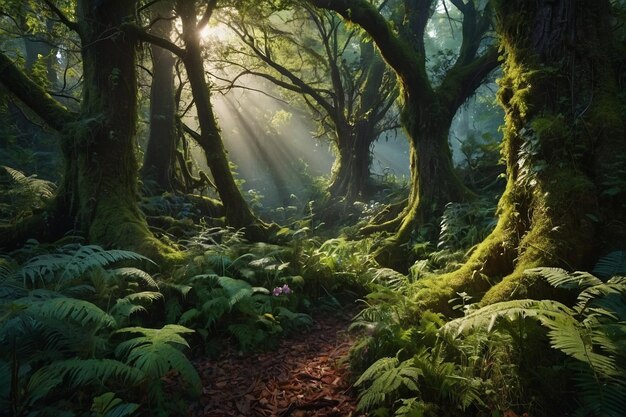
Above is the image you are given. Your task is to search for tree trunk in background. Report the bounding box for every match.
[327,41,391,203]
[413,0,626,314]
[177,0,266,237]
[371,98,475,270]
[141,1,177,194]
[308,0,497,271]
[327,122,374,203]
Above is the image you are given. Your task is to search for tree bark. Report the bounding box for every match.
[141,0,177,194]
[412,0,626,314]
[0,1,177,262]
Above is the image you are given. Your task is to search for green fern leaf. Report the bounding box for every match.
[217,276,252,307]
[91,392,140,417]
[25,297,115,328]
[115,325,200,396]
[525,267,603,290]
[395,398,425,417]
[593,251,626,279]
[111,267,158,289]
[201,296,230,327]
[355,357,421,411]
[27,359,144,404]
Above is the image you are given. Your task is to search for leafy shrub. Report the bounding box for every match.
[163,227,312,353]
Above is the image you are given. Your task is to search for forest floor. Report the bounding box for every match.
[187,309,365,417]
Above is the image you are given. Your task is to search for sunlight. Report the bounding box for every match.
[199,22,231,41]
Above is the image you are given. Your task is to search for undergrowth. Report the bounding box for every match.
[349,254,626,417]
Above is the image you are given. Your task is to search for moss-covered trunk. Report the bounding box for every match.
[413,0,626,314]
[0,3,176,260]
[177,0,265,236]
[141,1,177,194]
[59,0,168,258]
[373,97,475,269]
[328,122,373,203]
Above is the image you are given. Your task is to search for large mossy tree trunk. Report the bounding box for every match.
[69,0,172,258]
[0,1,175,262]
[373,104,475,267]
[141,0,177,194]
[309,0,498,270]
[176,0,266,237]
[412,0,626,314]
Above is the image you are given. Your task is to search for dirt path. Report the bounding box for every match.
[188,311,365,417]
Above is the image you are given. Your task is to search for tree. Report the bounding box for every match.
[0,0,175,260]
[309,0,498,269]
[218,2,397,203]
[412,0,626,314]
[141,0,178,194]
[130,0,268,236]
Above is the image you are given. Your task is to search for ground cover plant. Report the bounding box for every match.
[0,0,625,416]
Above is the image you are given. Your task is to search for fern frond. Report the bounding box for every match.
[201,296,230,327]
[3,165,55,199]
[123,291,163,304]
[217,276,253,307]
[394,397,425,417]
[115,325,200,396]
[593,251,626,279]
[355,356,421,410]
[91,392,140,417]
[443,299,575,336]
[111,267,158,289]
[576,280,626,319]
[115,324,194,353]
[62,246,153,280]
[525,267,602,290]
[27,359,144,404]
[25,297,115,328]
[228,322,267,350]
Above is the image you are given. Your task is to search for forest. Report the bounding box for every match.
[0,0,625,416]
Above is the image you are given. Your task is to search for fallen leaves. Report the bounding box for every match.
[188,312,365,417]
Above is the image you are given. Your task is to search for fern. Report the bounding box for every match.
[525,267,603,290]
[3,166,55,198]
[111,267,159,289]
[91,392,139,417]
[217,276,253,307]
[18,244,153,287]
[593,250,626,279]
[355,356,422,411]
[115,325,201,396]
[394,397,426,417]
[228,322,268,350]
[443,269,626,417]
[23,297,116,328]
[27,359,144,404]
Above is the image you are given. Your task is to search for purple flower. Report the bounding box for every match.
[282,284,292,295]
[272,286,283,296]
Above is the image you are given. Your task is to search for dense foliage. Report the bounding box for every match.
[1,0,625,416]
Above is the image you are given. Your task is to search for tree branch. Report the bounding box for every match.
[307,0,428,95]
[438,45,499,111]
[197,0,218,31]
[121,24,186,58]
[43,0,81,34]
[0,52,76,131]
